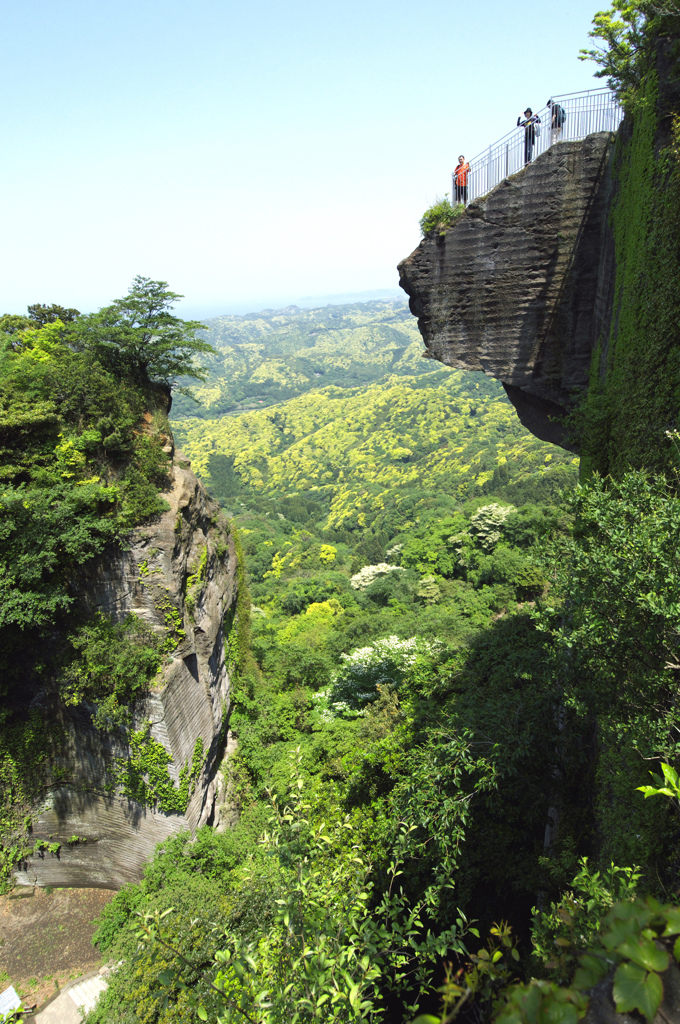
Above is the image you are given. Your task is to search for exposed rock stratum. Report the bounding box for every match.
[398,133,617,449]
[14,453,238,889]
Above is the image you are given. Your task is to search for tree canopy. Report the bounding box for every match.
[74,276,215,398]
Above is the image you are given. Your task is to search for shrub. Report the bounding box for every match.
[419,195,465,237]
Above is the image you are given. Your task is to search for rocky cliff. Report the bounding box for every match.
[398,133,617,450]
[13,450,239,889]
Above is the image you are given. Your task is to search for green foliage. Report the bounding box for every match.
[90,852,234,1024]
[576,57,680,475]
[186,546,208,618]
[469,503,516,551]
[0,480,121,630]
[412,923,521,1024]
[137,753,473,1023]
[0,713,57,892]
[74,276,215,396]
[638,760,680,805]
[63,613,164,728]
[86,461,680,1021]
[112,730,205,814]
[541,474,680,743]
[509,899,680,1024]
[173,367,576,534]
[170,300,429,420]
[420,899,680,1024]
[0,308,171,702]
[328,636,436,713]
[578,0,653,101]
[497,471,680,891]
[0,277,202,879]
[531,858,641,983]
[227,526,258,688]
[78,27,680,1018]
[419,196,465,237]
[27,302,80,326]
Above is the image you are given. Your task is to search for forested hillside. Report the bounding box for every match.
[3,4,680,1021]
[171,300,428,419]
[173,368,577,525]
[86,9,680,1019]
[92,275,680,1023]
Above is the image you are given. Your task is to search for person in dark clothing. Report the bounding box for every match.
[547,99,567,142]
[517,107,540,165]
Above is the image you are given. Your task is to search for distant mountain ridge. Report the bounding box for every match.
[171,299,429,420]
[171,299,578,522]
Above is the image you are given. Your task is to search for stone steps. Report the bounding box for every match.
[67,975,108,1013]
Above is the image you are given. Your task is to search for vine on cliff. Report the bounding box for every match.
[112,730,205,815]
[576,52,680,477]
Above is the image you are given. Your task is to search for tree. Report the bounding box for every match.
[578,0,656,101]
[0,314,32,335]
[27,303,80,326]
[74,276,215,399]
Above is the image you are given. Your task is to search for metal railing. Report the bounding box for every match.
[452,88,624,205]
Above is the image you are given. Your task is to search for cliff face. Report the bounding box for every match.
[14,451,238,889]
[398,133,617,449]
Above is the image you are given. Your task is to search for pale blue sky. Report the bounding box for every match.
[2,0,606,318]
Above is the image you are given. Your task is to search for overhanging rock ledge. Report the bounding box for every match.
[398,133,618,451]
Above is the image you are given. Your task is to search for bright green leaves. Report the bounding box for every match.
[0,288,175,725]
[133,751,477,1023]
[485,898,680,1024]
[112,728,204,814]
[637,762,680,802]
[419,196,465,238]
[578,0,651,103]
[0,480,120,630]
[612,961,663,1022]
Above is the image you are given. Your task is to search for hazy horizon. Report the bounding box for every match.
[3,0,605,315]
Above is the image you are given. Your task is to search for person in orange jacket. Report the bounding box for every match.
[454,155,470,204]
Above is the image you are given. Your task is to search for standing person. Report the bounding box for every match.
[517,108,540,165]
[547,99,567,143]
[454,155,470,205]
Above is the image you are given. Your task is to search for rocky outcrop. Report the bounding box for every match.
[14,453,238,889]
[398,133,617,449]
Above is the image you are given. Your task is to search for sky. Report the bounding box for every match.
[1,0,606,320]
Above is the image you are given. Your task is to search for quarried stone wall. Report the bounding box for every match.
[398,133,617,449]
[14,454,238,889]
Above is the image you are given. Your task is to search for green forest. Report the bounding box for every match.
[170,301,429,420]
[2,3,680,1023]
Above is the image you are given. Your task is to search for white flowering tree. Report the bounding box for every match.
[349,563,405,590]
[328,635,437,713]
[469,503,516,551]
